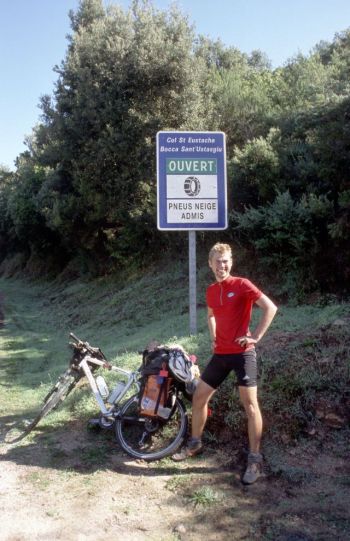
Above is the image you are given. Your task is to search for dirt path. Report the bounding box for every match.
[0,428,258,541]
[1,418,349,541]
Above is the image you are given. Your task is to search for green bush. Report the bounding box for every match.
[231,190,335,300]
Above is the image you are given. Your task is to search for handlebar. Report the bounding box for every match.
[69,332,80,341]
[69,332,106,359]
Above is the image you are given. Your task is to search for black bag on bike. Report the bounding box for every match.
[141,347,170,375]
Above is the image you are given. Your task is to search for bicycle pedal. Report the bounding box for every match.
[87,418,101,429]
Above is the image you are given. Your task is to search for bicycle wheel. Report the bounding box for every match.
[6,368,81,443]
[115,393,188,461]
[30,368,80,427]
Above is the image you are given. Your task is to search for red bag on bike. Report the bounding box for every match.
[140,372,173,419]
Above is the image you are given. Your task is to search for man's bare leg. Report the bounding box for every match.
[239,385,262,452]
[172,379,215,461]
[191,379,216,439]
[239,385,263,484]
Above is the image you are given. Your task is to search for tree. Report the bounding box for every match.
[30,0,212,266]
[198,39,275,151]
[0,166,15,260]
[231,128,281,209]
[232,191,334,298]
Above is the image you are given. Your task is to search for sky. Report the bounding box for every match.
[1,0,350,170]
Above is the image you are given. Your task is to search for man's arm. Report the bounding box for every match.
[207,307,216,351]
[252,294,278,342]
[236,293,277,348]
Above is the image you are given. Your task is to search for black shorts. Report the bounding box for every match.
[201,350,257,389]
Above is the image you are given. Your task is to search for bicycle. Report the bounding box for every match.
[5,333,189,461]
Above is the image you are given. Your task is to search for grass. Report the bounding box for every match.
[188,485,222,507]
[166,474,195,493]
[25,470,52,489]
[0,266,210,431]
[270,301,350,331]
[0,263,349,450]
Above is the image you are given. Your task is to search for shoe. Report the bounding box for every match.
[172,439,203,461]
[242,452,263,484]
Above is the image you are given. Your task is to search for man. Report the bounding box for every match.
[173,243,277,485]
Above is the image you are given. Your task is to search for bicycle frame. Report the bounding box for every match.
[77,354,140,418]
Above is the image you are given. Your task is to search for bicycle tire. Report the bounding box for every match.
[6,368,81,443]
[29,369,80,428]
[115,393,188,461]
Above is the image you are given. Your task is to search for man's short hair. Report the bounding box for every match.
[209,243,232,261]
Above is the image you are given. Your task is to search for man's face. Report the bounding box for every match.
[209,251,232,282]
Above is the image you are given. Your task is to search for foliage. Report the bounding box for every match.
[0,166,15,258]
[203,47,275,148]
[188,486,221,507]
[229,92,350,296]
[232,191,335,299]
[231,128,281,208]
[30,0,212,266]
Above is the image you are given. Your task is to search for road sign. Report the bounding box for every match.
[157,131,227,230]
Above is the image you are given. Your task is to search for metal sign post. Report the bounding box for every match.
[188,230,197,335]
[157,131,227,334]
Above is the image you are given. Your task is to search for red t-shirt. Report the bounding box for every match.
[206,276,262,354]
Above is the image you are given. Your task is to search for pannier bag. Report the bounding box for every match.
[140,344,200,417]
[140,372,173,419]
